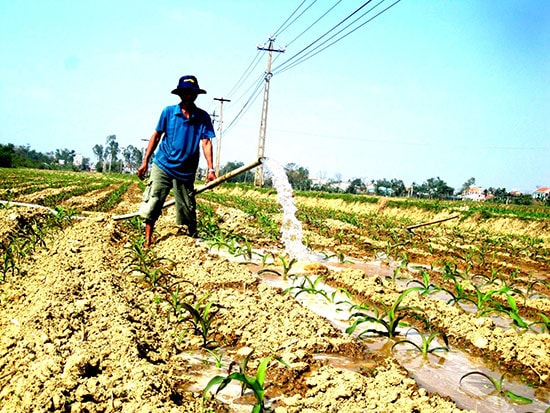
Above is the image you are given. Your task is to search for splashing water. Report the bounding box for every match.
[261,158,313,262]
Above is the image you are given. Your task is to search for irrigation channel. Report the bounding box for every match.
[198,158,550,413]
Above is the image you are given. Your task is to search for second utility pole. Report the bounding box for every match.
[255,37,284,186]
[213,97,230,176]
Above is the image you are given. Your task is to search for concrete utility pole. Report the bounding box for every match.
[255,37,284,186]
[213,97,231,176]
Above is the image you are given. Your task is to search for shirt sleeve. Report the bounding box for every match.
[155,107,170,133]
[201,111,216,139]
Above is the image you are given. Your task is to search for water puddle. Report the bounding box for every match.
[256,269,550,413]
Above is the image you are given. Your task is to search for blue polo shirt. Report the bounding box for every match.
[153,104,215,183]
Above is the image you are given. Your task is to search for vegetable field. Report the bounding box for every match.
[1,167,549,413]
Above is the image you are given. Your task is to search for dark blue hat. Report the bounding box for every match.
[171,75,207,95]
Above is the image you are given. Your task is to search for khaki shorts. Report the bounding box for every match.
[138,164,197,234]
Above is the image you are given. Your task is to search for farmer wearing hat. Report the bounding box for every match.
[137,75,216,247]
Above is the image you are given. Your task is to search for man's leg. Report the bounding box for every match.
[138,164,172,246]
[173,179,197,237]
[144,220,154,248]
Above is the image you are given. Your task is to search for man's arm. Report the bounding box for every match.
[137,131,162,180]
[201,138,217,183]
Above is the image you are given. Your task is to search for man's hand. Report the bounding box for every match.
[137,164,148,180]
[206,170,217,183]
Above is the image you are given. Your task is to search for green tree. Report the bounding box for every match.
[0,144,15,167]
[460,177,476,194]
[105,135,119,173]
[375,179,393,196]
[219,161,254,183]
[122,145,142,172]
[285,163,311,190]
[346,178,365,194]
[92,144,104,172]
[390,179,407,197]
[415,177,454,199]
[54,148,75,166]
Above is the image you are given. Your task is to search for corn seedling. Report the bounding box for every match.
[493,294,531,329]
[205,348,224,368]
[460,372,532,404]
[124,237,171,287]
[181,293,221,349]
[406,269,440,296]
[163,282,196,319]
[530,313,550,333]
[258,254,297,279]
[461,285,510,316]
[203,353,288,413]
[346,288,424,339]
[392,327,449,355]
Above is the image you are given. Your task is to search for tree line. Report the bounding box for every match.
[0,140,541,205]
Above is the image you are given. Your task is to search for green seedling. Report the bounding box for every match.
[124,237,171,287]
[441,277,470,305]
[493,294,531,329]
[203,353,288,413]
[284,275,327,299]
[526,279,550,299]
[460,372,533,404]
[530,313,550,333]
[284,275,351,305]
[392,327,449,355]
[181,293,221,349]
[346,288,423,339]
[406,269,440,296]
[258,254,297,279]
[163,282,195,319]
[461,285,510,316]
[205,348,224,368]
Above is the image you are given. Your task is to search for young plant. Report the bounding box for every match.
[530,313,550,333]
[493,294,530,329]
[461,285,510,316]
[392,327,449,355]
[459,372,532,404]
[406,269,440,296]
[203,353,288,413]
[258,254,297,279]
[180,293,222,349]
[205,348,224,368]
[124,236,172,287]
[346,288,423,339]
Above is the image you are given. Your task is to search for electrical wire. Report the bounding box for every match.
[224,51,264,98]
[223,76,265,135]
[284,0,342,48]
[281,0,402,74]
[272,0,308,38]
[273,0,401,75]
[275,0,319,40]
[272,0,378,74]
[220,0,402,138]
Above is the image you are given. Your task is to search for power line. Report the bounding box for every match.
[272,0,308,37]
[284,0,343,48]
[223,76,264,135]
[224,51,264,98]
[274,0,401,75]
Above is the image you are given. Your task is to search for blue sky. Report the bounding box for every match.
[1,0,548,192]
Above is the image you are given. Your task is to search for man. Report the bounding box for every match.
[137,75,216,247]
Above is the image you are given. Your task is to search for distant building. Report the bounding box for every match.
[461,185,485,201]
[73,154,83,166]
[532,186,550,200]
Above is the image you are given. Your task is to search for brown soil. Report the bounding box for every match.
[1,180,549,412]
